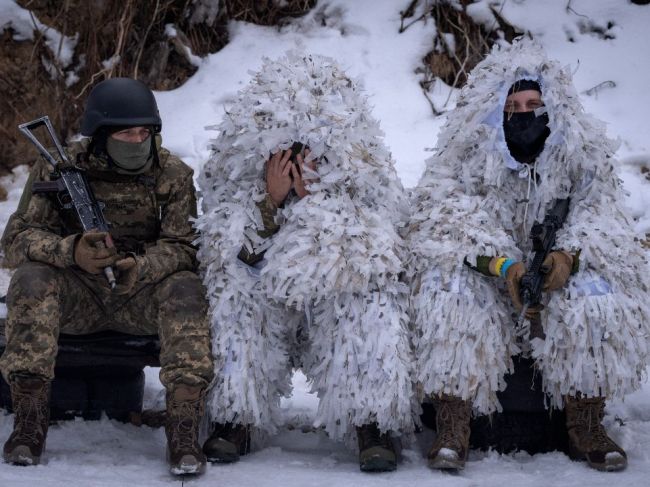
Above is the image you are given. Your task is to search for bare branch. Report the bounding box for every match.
[582,80,616,97]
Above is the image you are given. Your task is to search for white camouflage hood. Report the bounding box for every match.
[409,38,650,412]
[412,38,647,286]
[196,52,409,309]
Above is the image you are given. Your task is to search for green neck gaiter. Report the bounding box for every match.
[106,136,152,173]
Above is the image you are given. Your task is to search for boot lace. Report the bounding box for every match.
[168,400,200,452]
[573,400,613,450]
[12,387,47,444]
[358,423,391,450]
[435,399,471,452]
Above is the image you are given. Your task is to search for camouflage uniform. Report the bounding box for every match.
[237,194,281,265]
[0,139,214,389]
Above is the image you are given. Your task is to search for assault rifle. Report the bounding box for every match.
[18,116,117,289]
[518,197,571,321]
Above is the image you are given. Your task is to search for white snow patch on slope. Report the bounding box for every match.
[0,0,78,68]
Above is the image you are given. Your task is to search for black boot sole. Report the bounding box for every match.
[360,456,397,472]
[428,456,465,471]
[203,440,241,464]
[205,453,240,464]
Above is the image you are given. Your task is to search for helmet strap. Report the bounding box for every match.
[150,129,159,165]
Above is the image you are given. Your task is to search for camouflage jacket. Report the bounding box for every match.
[1,139,199,285]
[237,194,281,266]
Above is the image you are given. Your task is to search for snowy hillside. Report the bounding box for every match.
[1,0,650,486]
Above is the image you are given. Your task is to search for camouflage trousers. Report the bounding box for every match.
[0,261,214,389]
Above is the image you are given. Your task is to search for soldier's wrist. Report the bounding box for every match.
[131,254,148,280]
[488,256,515,277]
[28,233,79,268]
[257,194,281,234]
[64,234,82,267]
[570,249,580,274]
[265,192,282,209]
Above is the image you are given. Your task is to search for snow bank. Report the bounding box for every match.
[1,0,650,485]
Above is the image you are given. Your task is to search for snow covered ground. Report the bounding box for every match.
[1,0,650,485]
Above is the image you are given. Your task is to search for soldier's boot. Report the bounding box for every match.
[565,395,627,472]
[203,422,251,463]
[427,394,471,471]
[165,384,207,476]
[357,423,397,472]
[2,374,51,466]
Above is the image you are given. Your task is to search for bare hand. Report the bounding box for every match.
[266,149,293,206]
[292,149,317,200]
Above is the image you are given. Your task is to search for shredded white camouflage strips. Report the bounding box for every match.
[408,38,650,415]
[195,51,415,442]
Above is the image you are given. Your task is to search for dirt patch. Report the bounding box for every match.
[221,0,317,25]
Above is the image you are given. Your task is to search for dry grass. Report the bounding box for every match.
[401,0,522,114]
[223,0,316,25]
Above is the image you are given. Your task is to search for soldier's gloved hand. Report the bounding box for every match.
[541,251,573,291]
[113,257,140,295]
[504,261,527,310]
[74,231,118,274]
[505,262,544,318]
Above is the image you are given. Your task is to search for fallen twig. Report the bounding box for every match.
[566,0,590,19]
[582,80,616,96]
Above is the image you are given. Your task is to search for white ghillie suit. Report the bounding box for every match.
[408,39,650,415]
[195,52,414,441]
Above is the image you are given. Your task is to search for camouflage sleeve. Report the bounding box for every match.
[463,255,494,276]
[464,252,581,277]
[237,194,280,266]
[136,170,199,283]
[1,159,78,269]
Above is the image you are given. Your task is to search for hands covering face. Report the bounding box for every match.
[265,147,317,206]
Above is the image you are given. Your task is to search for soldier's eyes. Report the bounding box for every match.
[117,129,151,137]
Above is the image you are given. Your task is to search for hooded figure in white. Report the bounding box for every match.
[195,52,414,471]
[408,39,649,472]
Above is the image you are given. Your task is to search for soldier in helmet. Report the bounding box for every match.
[0,78,214,476]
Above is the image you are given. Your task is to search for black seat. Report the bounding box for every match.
[0,319,161,421]
[420,356,569,455]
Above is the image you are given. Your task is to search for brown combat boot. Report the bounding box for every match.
[565,395,627,471]
[165,384,207,476]
[203,422,251,463]
[3,374,50,466]
[357,422,397,472]
[427,394,471,470]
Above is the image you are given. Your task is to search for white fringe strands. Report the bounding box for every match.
[304,291,414,440]
[410,268,518,415]
[203,266,296,433]
[535,271,649,409]
[195,52,414,439]
[408,38,650,414]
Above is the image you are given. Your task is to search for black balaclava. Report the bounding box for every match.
[503,80,550,164]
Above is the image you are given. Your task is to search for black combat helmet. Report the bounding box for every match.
[80,78,162,136]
